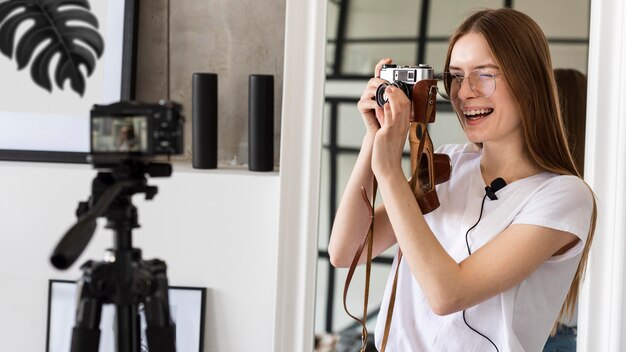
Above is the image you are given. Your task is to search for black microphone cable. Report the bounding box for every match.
[461,178,506,352]
[464,192,488,255]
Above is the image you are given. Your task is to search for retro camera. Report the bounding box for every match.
[376,64,434,107]
[89,100,184,164]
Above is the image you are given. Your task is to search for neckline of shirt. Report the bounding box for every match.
[471,153,554,194]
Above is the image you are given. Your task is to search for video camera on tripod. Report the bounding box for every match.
[50,100,184,352]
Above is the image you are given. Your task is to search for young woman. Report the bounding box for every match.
[329,8,596,352]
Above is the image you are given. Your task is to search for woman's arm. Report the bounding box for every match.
[328,58,400,268]
[327,132,398,268]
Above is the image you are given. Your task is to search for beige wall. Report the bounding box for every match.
[135,0,285,166]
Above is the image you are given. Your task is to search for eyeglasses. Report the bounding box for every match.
[436,69,502,100]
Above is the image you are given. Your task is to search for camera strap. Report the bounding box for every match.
[341,182,377,352]
[343,81,450,352]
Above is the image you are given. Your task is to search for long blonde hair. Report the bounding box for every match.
[444,8,597,324]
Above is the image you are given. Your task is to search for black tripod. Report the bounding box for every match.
[51,161,177,352]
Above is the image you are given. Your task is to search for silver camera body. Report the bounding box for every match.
[379,64,434,84]
[376,64,434,107]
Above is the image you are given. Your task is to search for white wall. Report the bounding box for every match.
[0,162,279,351]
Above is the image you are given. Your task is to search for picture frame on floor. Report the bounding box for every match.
[45,279,206,352]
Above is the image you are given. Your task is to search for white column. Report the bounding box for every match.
[273,0,327,351]
[578,0,626,351]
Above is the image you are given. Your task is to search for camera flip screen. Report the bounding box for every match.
[91,116,148,153]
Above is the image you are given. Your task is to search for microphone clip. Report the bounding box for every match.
[485,186,498,200]
[485,177,507,200]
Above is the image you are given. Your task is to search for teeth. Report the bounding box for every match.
[464,108,493,116]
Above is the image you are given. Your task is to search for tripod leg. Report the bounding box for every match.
[115,303,142,352]
[71,282,103,352]
[143,260,176,352]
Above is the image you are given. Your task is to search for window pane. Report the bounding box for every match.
[327,1,340,41]
[549,44,589,74]
[337,103,366,148]
[428,0,504,37]
[314,259,329,332]
[323,102,331,145]
[515,0,590,38]
[326,43,336,76]
[341,43,418,75]
[325,79,369,98]
[424,42,450,72]
[332,263,393,331]
[318,149,331,250]
[346,0,421,39]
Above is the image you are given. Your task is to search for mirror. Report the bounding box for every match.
[314,0,591,349]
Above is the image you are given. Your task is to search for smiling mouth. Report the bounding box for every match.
[464,108,494,120]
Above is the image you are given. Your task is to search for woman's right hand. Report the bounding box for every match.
[357,58,393,134]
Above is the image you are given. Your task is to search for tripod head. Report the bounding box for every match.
[50,158,172,270]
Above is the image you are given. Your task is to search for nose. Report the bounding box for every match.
[456,77,476,100]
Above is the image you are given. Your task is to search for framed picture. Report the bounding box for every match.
[0,0,138,163]
[46,280,206,352]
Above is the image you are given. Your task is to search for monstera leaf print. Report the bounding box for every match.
[0,0,104,96]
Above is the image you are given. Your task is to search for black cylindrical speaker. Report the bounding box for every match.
[192,73,218,169]
[248,74,274,171]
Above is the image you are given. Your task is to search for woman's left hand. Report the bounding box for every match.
[371,85,412,180]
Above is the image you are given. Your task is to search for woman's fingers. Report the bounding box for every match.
[381,86,411,126]
[356,59,394,133]
[361,70,393,113]
[375,58,393,78]
[359,84,379,105]
[367,77,388,90]
[358,91,377,113]
[359,80,388,112]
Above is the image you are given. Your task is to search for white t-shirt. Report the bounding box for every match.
[374,143,593,352]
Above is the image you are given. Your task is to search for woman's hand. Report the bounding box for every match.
[371,85,412,180]
[357,58,393,134]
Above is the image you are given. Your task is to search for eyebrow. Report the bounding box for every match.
[449,64,500,71]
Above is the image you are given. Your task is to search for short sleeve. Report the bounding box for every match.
[512,175,594,243]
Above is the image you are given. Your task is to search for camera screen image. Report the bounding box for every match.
[91,116,148,153]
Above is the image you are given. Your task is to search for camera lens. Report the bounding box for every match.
[376,81,413,108]
[375,83,389,107]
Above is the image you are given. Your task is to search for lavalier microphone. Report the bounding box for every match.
[485,177,507,200]
[464,176,506,352]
